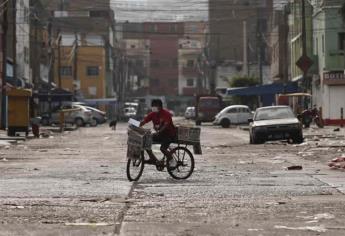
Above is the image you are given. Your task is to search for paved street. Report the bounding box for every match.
[1,122,345,235]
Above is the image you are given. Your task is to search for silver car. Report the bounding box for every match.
[249,106,303,144]
[41,105,93,127]
[83,106,107,124]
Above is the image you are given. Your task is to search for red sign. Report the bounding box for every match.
[296,55,313,74]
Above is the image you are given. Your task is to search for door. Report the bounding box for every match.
[239,107,252,123]
[226,107,239,124]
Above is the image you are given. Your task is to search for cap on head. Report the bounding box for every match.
[151,99,163,108]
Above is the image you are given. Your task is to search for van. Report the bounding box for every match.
[195,96,222,126]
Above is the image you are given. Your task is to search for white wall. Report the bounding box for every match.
[16,0,30,84]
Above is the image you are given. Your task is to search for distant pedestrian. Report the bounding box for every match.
[109,119,117,131]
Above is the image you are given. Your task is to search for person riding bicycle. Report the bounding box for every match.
[140,99,176,165]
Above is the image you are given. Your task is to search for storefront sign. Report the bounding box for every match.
[323,71,345,85]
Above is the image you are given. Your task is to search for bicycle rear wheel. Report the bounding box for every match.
[126,152,145,182]
[167,146,194,180]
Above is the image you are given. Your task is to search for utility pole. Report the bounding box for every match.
[1,0,8,129]
[58,0,63,89]
[57,31,62,88]
[12,0,16,86]
[301,0,308,91]
[73,32,78,99]
[47,19,54,115]
[243,21,248,77]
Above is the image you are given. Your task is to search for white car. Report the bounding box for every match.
[249,106,303,144]
[213,105,253,128]
[184,107,195,119]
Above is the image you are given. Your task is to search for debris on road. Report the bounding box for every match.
[287,165,303,170]
[274,225,327,233]
[64,222,113,226]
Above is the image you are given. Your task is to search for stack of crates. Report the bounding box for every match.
[127,125,152,159]
[177,126,202,155]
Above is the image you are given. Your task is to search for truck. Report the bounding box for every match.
[195,95,223,126]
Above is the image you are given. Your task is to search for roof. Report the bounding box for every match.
[256,105,290,110]
[226,82,300,96]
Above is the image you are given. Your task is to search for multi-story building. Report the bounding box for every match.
[42,0,116,102]
[121,22,184,97]
[289,0,315,83]
[121,39,151,97]
[270,8,289,83]
[178,22,208,97]
[208,0,273,90]
[311,0,345,125]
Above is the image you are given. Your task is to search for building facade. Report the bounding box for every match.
[311,0,345,125]
[208,0,273,90]
[42,0,115,101]
[270,8,289,83]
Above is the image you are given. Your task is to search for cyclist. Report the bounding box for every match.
[140,99,176,165]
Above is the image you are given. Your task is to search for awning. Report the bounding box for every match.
[83,98,117,106]
[33,88,73,102]
[226,82,301,96]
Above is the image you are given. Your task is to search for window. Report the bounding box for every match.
[322,35,325,54]
[171,58,178,67]
[151,79,160,86]
[24,7,29,23]
[187,60,194,68]
[148,24,157,32]
[227,108,238,114]
[186,78,194,87]
[60,66,72,76]
[315,37,318,55]
[152,60,160,68]
[130,44,136,49]
[87,66,99,76]
[24,47,29,64]
[339,32,345,50]
[170,24,178,33]
[136,59,144,67]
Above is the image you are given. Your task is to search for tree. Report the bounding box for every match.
[227,76,260,109]
[229,76,259,88]
[341,2,345,23]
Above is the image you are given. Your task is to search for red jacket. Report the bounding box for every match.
[142,109,176,137]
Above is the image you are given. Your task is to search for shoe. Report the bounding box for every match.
[155,160,165,171]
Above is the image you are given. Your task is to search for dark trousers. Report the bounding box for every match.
[150,133,177,159]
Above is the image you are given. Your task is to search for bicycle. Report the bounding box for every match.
[126,125,198,182]
[126,142,195,182]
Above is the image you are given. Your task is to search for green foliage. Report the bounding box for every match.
[228,76,260,109]
[230,76,259,88]
[341,2,345,23]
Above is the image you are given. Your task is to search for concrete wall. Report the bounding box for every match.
[16,0,30,84]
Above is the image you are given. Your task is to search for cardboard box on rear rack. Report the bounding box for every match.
[177,126,202,155]
[127,125,152,159]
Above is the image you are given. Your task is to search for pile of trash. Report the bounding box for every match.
[328,156,345,170]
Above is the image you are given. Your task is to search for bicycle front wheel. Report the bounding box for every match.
[167,147,194,180]
[126,152,145,182]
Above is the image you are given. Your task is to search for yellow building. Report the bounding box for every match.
[54,46,107,99]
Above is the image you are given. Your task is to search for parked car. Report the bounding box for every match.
[213,105,253,128]
[184,107,195,119]
[123,107,137,120]
[82,106,107,124]
[41,105,94,127]
[248,106,303,144]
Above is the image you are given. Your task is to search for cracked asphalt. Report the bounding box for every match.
[1,121,345,236]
